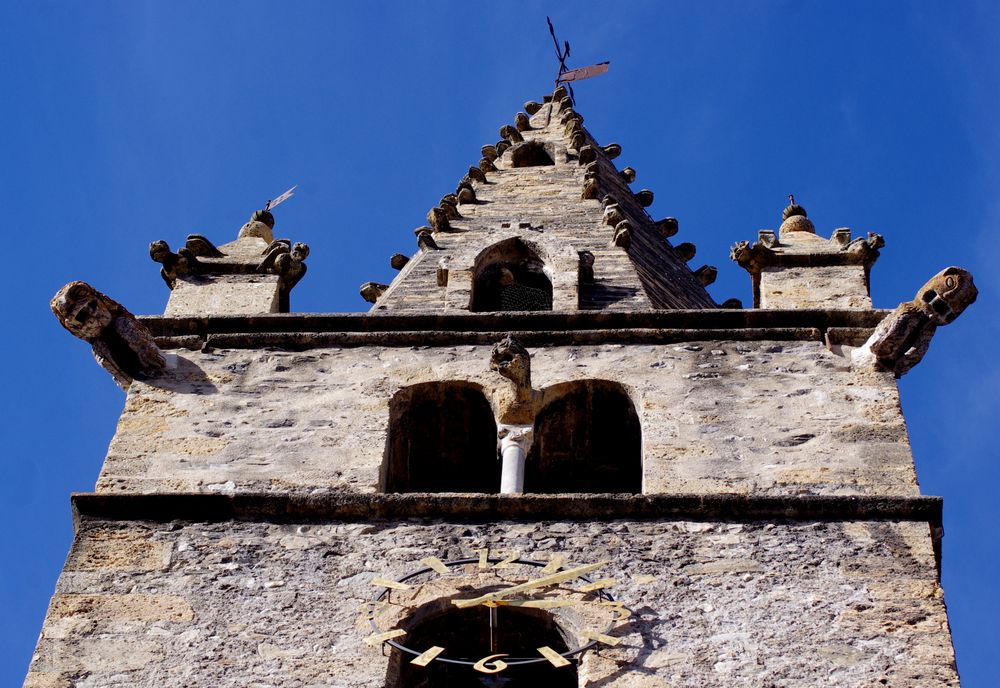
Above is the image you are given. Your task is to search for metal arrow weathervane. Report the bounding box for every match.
[547,17,610,104]
[264,185,297,212]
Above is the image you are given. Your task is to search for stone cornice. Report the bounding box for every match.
[140,309,889,350]
[72,491,941,526]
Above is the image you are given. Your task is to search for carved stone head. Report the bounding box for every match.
[915,267,978,325]
[50,281,118,341]
[291,242,310,262]
[148,240,172,263]
[490,335,531,391]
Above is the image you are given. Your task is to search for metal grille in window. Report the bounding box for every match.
[500,283,553,311]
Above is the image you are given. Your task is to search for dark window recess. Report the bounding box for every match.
[388,605,577,688]
[526,380,642,493]
[383,382,498,493]
[510,142,555,168]
[472,239,553,312]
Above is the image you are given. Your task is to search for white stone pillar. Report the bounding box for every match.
[497,424,533,494]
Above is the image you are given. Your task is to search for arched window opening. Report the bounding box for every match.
[510,141,555,168]
[471,238,553,312]
[383,382,498,493]
[388,605,578,688]
[526,380,641,493]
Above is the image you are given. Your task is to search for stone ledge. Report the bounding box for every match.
[139,308,889,338]
[72,491,940,525]
[139,309,891,350]
[188,327,825,350]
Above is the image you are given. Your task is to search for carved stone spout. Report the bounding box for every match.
[490,335,538,425]
[853,266,978,377]
[490,335,542,494]
[51,281,165,390]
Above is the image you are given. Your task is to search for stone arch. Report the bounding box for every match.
[445,232,582,311]
[470,237,554,312]
[525,379,642,493]
[510,140,556,168]
[385,600,578,687]
[382,381,499,493]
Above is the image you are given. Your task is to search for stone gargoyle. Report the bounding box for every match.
[489,334,539,425]
[258,240,309,289]
[853,266,977,377]
[149,240,202,288]
[51,281,165,390]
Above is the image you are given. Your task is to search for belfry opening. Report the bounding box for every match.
[526,380,642,493]
[383,382,498,493]
[471,238,553,312]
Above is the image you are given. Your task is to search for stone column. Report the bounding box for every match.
[497,424,533,494]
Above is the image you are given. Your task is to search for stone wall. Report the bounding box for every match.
[25,516,956,687]
[93,339,918,497]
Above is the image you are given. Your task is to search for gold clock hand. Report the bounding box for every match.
[452,560,608,608]
[486,598,580,609]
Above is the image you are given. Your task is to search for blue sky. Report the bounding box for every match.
[2,1,998,684]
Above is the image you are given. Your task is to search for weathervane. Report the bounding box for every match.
[546,17,610,105]
[263,185,297,213]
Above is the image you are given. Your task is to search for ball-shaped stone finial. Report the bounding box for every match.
[252,209,276,228]
[779,196,815,235]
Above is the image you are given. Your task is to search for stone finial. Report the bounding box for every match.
[579,251,595,283]
[495,140,511,156]
[481,144,498,161]
[853,267,977,376]
[570,131,586,151]
[149,241,201,289]
[612,221,632,249]
[656,217,679,238]
[780,197,815,236]
[523,100,543,115]
[675,242,697,262]
[51,281,165,390]
[553,86,568,102]
[582,177,600,200]
[479,158,498,173]
[416,231,439,251]
[565,119,583,138]
[602,204,626,227]
[238,209,275,243]
[578,145,597,165]
[467,166,487,184]
[694,265,718,286]
[560,109,582,125]
[390,254,409,270]
[602,143,622,159]
[457,186,477,205]
[500,125,524,143]
[439,195,460,220]
[620,167,636,183]
[514,112,531,131]
[427,206,451,232]
[635,189,654,207]
[359,281,389,304]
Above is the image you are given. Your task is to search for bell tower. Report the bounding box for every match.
[28,86,975,687]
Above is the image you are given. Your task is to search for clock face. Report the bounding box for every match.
[361,551,629,686]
